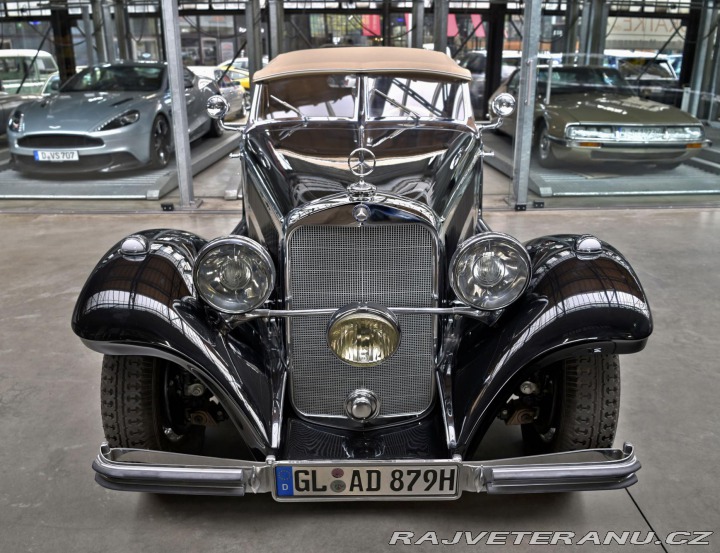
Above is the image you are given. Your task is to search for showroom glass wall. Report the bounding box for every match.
[0,0,718,210]
[472,1,720,210]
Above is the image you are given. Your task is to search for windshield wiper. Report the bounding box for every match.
[270,95,308,122]
[372,89,421,122]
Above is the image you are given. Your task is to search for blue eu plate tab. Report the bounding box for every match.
[275,466,294,496]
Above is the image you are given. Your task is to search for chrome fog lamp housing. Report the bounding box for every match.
[327,303,401,367]
[194,236,275,313]
[450,233,531,311]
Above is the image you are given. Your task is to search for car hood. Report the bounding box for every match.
[245,123,477,215]
[545,93,699,126]
[19,91,161,133]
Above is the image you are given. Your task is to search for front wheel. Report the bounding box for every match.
[536,123,560,169]
[149,115,170,169]
[521,354,620,453]
[100,355,205,453]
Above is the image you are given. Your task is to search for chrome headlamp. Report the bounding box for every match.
[566,125,615,140]
[327,303,400,367]
[450,233,531,311]
[194,236,275,313]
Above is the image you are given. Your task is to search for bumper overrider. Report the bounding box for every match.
[93,442,640,499]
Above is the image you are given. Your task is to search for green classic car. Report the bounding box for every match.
[493,65,709,169]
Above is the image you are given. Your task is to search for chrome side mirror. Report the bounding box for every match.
[490,93,516,118]
[207,94,229,120]
[479,93,516,132]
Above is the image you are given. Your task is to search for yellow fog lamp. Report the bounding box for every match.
[327,303,400,367]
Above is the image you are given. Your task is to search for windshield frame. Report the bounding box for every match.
[253,74,472,126]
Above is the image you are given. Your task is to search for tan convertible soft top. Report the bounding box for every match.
[254,47,471,82]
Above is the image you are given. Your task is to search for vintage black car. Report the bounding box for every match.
[72,47,652,500]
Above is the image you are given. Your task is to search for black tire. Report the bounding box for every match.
[206,115,224,138]
[100,355,204,453]
[149,115,170,169]
[536,123,560,169]
[521,354,620,454]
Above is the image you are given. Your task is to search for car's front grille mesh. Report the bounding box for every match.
[287,223,436,420]
[18,135,104,148]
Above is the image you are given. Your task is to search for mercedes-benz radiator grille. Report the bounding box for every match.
[287,223,436,420]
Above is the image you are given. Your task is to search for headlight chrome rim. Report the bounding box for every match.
[194,235,275,314]
[327,302,401,367]
[449,232,531,311]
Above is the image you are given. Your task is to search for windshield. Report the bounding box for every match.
[368,77,465,120]
[616,58,676,80]
[0,54,57,80]
[61,65,165,93]
[258,74,466,121]
[538,66,635,96]
[260,75,357,119]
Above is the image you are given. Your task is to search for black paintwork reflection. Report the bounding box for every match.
[71,230,277,460]
[452,236,652,456]
[242,122,480,261]
[245,123,477,213]
[282,413,448,460]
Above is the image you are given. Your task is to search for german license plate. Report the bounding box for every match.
[275,464,458,499]
[34,150,79,162]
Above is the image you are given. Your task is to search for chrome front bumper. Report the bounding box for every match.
[92,442,640,498]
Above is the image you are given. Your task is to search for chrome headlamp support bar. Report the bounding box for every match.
[221,305,502,324]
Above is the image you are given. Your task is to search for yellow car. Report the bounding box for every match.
[216,65,251,114]
[217,65,250,91]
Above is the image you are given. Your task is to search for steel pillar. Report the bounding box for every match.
[577,0,607,64]
[81,6,94,67]
[411,0,425,49]
[91,0,107,63]
[160,0,198,209]
[688,0,715,117]
[433,0,448,53]
[102,3,117,62]
[50,6,76,84]
[268,0,285,59]
[510,0,542,210]
[482,2,506,118]
[115,0,130,60]
[246,0,264,80]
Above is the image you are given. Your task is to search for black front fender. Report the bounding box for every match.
[71,229,276,460]
[453,235,653,456]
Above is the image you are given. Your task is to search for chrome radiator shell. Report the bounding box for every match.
[284,197,441,424]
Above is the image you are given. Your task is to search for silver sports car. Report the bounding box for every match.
[7,62,223,173]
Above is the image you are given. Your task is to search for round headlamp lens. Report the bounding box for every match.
[194,237,274,313]
[327,305,400,367]
[450,233,531,310]
[219,257,252,290]
[473,251,506,286]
